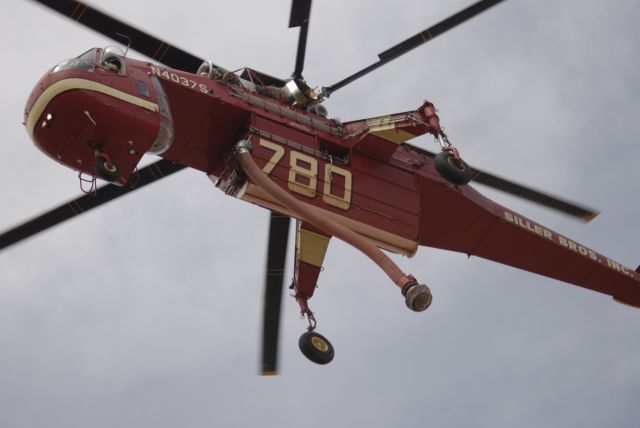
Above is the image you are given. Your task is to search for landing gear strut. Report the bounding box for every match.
[236,139,431,366]
[296,295,335,365]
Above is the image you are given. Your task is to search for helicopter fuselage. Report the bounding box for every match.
[24,47,640,309]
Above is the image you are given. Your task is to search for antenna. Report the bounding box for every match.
[115,32,132,56]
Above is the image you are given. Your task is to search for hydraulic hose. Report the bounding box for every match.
[236,140,415,290]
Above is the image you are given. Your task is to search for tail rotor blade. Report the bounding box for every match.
[470,168,599,221]
[261,211,291,375]
[413,146,598,221]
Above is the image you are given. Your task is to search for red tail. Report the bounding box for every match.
[417,175,640,308]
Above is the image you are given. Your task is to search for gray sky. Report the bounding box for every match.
[1,1,639,427]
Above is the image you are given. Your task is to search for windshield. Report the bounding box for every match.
[51,48,97,74]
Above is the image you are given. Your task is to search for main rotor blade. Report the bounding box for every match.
[0,160,185,252]
[290,0,313,78]
[322,0,505,97]
[31,0,204,72]
[261,211,291,375]
[415,147,598,221]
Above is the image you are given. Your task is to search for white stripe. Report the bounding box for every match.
[26,77,159,140]
[242,184,419,257]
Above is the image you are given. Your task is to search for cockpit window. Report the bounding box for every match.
[151,76,171,117]
[136,80,151,98]
[51,48,97,74]
[99,46,127,75]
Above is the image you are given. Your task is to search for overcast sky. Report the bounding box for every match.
[1,1,639,427]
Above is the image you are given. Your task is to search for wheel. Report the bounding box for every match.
[404,283,432,312]
[298,331,335,365]
[434,151,473,186]
[95,156,122,182]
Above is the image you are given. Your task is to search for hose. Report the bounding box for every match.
[236,141,415,290]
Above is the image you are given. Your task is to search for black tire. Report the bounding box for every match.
[95,156,122,182]
[434,151,473,186]
[299,331,335,365]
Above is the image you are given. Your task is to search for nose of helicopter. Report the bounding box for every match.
[24,70,118,181]
[23,61,165,185]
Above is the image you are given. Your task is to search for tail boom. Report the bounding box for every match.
[418,177,640,308]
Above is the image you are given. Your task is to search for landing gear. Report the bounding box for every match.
[434,151,472,186]
[403,283,432,312]
[95,155,122,182]
[295,296,335,365]
[299,331,335,365]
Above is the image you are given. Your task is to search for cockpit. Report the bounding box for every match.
[51,48,96,73]
[25,44,173,185]
[50,46,127,75]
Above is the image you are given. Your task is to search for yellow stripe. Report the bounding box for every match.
[27,77,159,141]
[581,211,600,222]
[153,43,171,62]
[75,4,88,21]
[158,44,171,62]
[297,228,330,267]
[70,3,82,19]
[68,200,84,215]
[366,116,416,144]
[243,184,419,257]
[149,163,165,180]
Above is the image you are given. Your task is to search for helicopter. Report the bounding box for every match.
[2,0,639,377]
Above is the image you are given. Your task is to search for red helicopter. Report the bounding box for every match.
[3,0,639,375]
